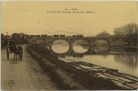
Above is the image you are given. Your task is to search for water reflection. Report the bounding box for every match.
[114,53,138,68]
[60,54,138,77]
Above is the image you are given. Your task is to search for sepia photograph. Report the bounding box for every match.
[1,1,138,90]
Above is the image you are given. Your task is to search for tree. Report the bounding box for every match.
[113,23,138,46]
[113,23,138,35]
[96,31,111,37]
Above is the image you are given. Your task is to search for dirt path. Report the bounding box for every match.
[1,45,58,91]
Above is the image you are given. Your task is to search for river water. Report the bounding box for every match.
[51,40,138,77]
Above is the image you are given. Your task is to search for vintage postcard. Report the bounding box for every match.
[1,1,138,90]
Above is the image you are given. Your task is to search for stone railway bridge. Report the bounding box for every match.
[29,35,112,55]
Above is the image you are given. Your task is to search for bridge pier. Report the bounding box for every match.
[68,40,74,55]
[87,41,96,53]
[87,47,95,53]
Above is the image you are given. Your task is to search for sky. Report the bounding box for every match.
[1,1,138,36]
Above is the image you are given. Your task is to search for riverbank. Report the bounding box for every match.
[27,44,138,90]
[27,45,86,90]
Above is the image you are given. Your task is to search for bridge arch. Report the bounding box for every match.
[92,38,111,52]
[72,39,91,54]
[51,39,70,54]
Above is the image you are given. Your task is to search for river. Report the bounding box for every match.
[51,40,138,77]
